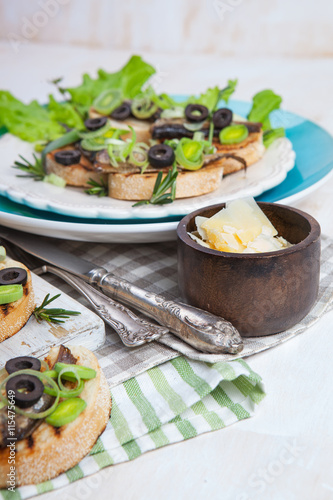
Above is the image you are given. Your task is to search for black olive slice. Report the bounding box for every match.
[148,144,175,168]
[5,356,41,375]
[212,108,233,129]
[54,149,81,166]
[110,102,132,121]
[6,374,44,408]
[0,267,27,286]
[84,116,108,131]
[185,104,209,123]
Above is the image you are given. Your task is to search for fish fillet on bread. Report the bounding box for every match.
[0,255,35,343]
[0,344,111,487]
[151,118,265,175]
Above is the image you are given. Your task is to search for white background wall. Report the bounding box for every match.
[1,0,333,57]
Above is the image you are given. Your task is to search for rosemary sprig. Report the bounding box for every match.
[33,293,81,324]
[13,154,45,181]
[85,177,108,197]
[133,164,178,207]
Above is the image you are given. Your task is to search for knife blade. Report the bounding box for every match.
[0,226,243,354]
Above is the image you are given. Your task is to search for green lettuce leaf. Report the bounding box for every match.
[263,127,286,148]
[66,55,156,112]
[247,89,282,130]
[219,79,238,105]
[48,94,84,130]
[0,91,65,142]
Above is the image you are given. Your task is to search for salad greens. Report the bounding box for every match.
[0,91,65,142]
[48,94,84,130]
[263,127,286,148]
[247,89,282,130]
[66,55,156,114]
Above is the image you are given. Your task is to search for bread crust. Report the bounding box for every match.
[0,345,111,487]
[0,257,35,343]
[108,163,224,200]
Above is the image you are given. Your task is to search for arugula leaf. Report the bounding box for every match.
[247,89,282,130]
[48,94,84,129]
[0,91,65,142]
[66,55,156,113]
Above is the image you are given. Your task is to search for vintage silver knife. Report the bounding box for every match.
[0,227,243,354]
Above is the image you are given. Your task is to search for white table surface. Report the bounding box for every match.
[1,42,333,500]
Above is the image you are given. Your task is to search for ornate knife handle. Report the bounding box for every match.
[33,266,168,348]
[89,270,243,355]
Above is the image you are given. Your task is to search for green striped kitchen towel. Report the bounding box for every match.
[1,356,265,499]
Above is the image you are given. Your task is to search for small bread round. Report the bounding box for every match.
[0,257,35,343]
[108,162,224,200]
[0,345,111,487]
[45,148,108,188]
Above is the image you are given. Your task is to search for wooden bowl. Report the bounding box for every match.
[177,202,321,337]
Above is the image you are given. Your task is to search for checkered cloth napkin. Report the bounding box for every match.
[1,234,333,499]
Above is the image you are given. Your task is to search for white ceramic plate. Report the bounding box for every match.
[0,133,295,220]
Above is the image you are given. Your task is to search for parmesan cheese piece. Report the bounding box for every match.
[194,197,292,254]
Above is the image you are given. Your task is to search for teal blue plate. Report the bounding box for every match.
[0,101,332,227]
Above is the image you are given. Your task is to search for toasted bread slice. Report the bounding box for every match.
[0,256,35,343]
[108,162,224,200]
[89,108,151,143]
[45,147,108,188]
[214,130,265,175]
[0,345,111,487]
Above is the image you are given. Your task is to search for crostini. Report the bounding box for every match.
[0,344,111,487]
[0,247,35,343]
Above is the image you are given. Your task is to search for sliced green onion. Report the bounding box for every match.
[219,124,249,145]
[175,138,204,171]
[43,173,66,188]
[93,89,123,115]
[54,363,96,380]
[41,130,81,164]
[130,143,149,170]
[208,120,214,145]
[131,95,158,119]
[78,120,112,140]
[0,284,23,305]
[80,138,108,151]
[44,379,84,399]
[183,121,205,132]
[160,107,185,119]
[0,369,60,419]
[45,397,87,427]
[192,131,205,142]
